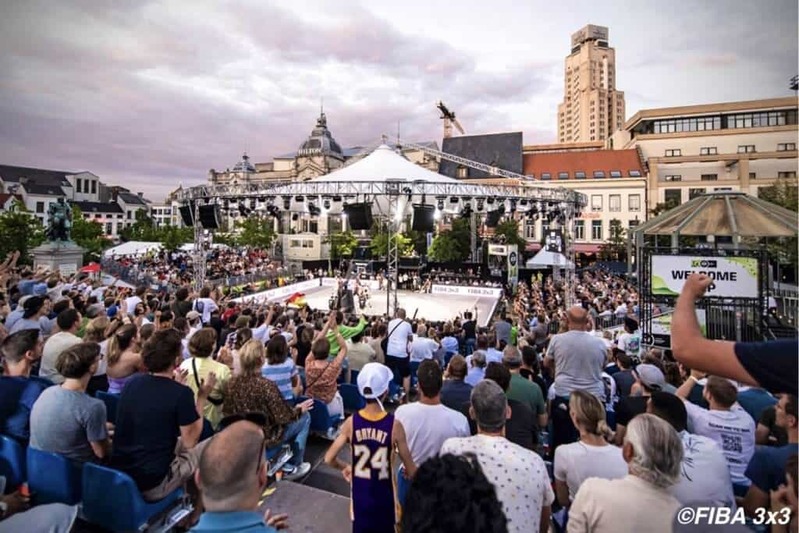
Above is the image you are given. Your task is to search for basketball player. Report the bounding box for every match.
[324,363,417,533]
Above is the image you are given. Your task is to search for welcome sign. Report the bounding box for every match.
[650,256,759,298]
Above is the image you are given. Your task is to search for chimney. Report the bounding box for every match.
[137,192,143,199]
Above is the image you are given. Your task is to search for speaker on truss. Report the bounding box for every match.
[179,204,194,227]
[485,208,504,228]
[198,204,221,229]
[412,204,435,232]
[344,202,374,231]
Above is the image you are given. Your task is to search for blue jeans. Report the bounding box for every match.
[278,412,310,467]
[464,338,476,356]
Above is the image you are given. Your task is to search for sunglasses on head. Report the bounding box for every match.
[219,412,269,474]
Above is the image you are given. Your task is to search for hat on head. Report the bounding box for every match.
[106,305,118,318]
[633,364,666,391]
[187,310,201,321]
[357,363,394,400]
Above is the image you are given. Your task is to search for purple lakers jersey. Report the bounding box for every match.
[351,410,395,533]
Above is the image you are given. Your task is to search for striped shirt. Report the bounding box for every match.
[261,359,297,401]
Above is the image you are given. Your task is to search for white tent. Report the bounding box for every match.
[313,144,459,184]
[525,249,575,269]
[103,241,162,258]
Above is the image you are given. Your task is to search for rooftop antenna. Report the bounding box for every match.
[396,120,402,150]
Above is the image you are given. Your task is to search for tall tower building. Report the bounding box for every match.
[557,25,626,143]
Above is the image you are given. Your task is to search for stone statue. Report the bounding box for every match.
[46,198,72,242]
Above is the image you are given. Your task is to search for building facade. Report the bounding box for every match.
[609,97,798,211]
[557,25,626,144]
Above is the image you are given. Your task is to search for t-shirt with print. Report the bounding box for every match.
[441,434,554,533]
[669,431,735,507]
[30,386,108,463]
[683,402,755,486]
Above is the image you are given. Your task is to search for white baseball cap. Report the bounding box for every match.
[356,363,394,399]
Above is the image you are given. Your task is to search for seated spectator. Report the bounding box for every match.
[441,355,472,414]
[484,362,537,451]
[325,310,367,359]
[646,391,735,507]
[261,334,301,401]
[305,314,348,419]
[672,273,798,396]
[223,339,313,481]
[553,390,627,507]
[503,346,546,430]
[179,328,231,430]
[106,323,143,394]
[346,331,376,375]
[614,364,665,445]
[568,414,683,533]
[39,308,82,384]
[442,380,553,533]
[465,350,486,387]
[30,342,110,463]
[111,329,215,507]
[0,329,51,443]
[8,296,49,337]
[83,316,111,395]
[402,454,507,533]
[676,374,756,494]
[439,323,459,358]
[191,419,288,533]
[757,404,789,447]
[743,394,798,516]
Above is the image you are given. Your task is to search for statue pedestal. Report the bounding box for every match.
[32,242,85,276]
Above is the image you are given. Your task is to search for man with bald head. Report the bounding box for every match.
[192,420,288,532]
[544,306,608,452]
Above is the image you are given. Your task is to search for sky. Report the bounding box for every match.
[0,0,796,201]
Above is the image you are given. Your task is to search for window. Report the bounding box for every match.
[665,189,682,205]
[629,170,642,177]
[714,187,733,192]
[749,172,757,180]
[91,180,97,194]
[609,194,621,212]
[609,170,622,178]
[651,116,721,134]
[593,170,605,178]
[629,194,641,212]
[574,220,585,240]
[36,202,44,213]
[574,171,586,179]
[591,195,603,211]
[778,171,797,179]
[689,188,706,199]
[94,214,101,219]
[117,214,123,219]
[737,145,756,153]
[558,172,569,180]
[777,143,796,151]
[726,110,798,129]
[700,174,718,181]
[665,149,682,157]
[127,211,132,220]
[541,173,551,180]
[76,178,82,192]
[457,166,467,179]
[591,220,603,241]
[664,175,682,182]
[524,223,536,240]
[700,147,718,155]
[105,223,113,235]
[629,219,640,229]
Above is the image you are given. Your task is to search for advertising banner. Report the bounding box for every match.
[232,279,321,303]
[430,285,503,298]
[544,228,564,254]
[650,256,759,298]
[507,244,519,290]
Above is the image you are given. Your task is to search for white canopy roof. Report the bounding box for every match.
[103,241,162,258]
[313,144,458,184]
[525,249,575,269]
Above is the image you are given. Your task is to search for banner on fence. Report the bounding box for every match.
[430,285,503,298]
[507,245,519,290]
[643,310,707,349]
[232,279,321,303]
[650,255,759,298]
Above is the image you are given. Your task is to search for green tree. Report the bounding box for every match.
[70,206,110,262]
[160,225,193,251]
[649,198,680,218]
[493,219,526,248]
[369,232,414,258]
[119,210,158,242]
[598,218,627,261]
[328,230,358,259]
[233,215,276,249]
[0,200,45,265]
[428,218,472,263]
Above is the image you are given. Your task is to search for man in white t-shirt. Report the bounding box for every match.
[385,308,413,395]
[647,391,736,508]
[124,286,146,316]
[442,380,553,533]
[409,324,439,362]
[676,374,755,493]
[615,316,642,360]
[395,361,469,505]
[193,286,219,325]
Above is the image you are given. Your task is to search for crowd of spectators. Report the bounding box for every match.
[0,247,796,533]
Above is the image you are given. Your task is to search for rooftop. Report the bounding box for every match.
[22,183,68,196]
[523,149,645,180]
[0,164,73,188]
[72,201,124,214]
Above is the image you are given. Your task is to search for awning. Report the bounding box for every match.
[573,243,601,254]
[80,262,101,273]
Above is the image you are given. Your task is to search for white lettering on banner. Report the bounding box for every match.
[232,279,321,304]
[650,256,759,298]
[430,285,503,298]
[320,278,379,290]
[59,264,78,276]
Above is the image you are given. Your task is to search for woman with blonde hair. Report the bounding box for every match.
[84,316,111,395]
[553,390,628,507]
[179,327,230,430]
[106,323,144,394]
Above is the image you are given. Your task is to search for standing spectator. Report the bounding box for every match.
[106,323,143,394]
[394,361,470,504]
[676,374,756,495]
[465,350,486,387]
[179,328,230,430]
[615,317,642,361]
[736,385,777,424]
[124,286,146,316]
[520,345,548,398]
[441,355,473,414]
[222,339,313,481]
[30,342,110,463]
[529,313,549,351]
[614,364,666,444]
[493,313,511,347]
[646,391,735,507]
[111,329,215,504]
[193,287,219,326]
[568,414,683,533]
[306,315,348,420]
[553,390,626,507]
[261,335,301,402]
[325,311,367,358]
[442,380,553,533]
[346,331,376,375]
[366,323,386,365]
[439,323,459,360]
[461,311,477,356]
[9,296,49,337]
[170,287,193,319]
[39,309,82,384]
[385,308,413,396]
[544,306,607,450]
[0,329,51,443]
[409,324,439,364]
[83,316,111,395]
[503,346,546,430]
[611,350,635,399]
[484,362,538,451]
